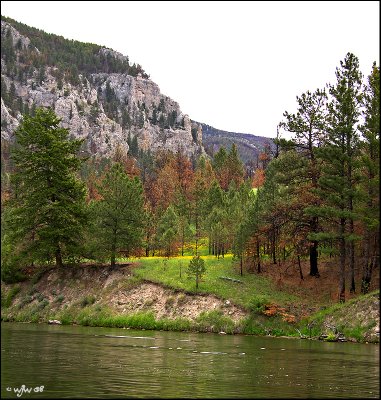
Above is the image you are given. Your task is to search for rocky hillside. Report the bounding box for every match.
[199,122,275,164]
[1,16,204,160]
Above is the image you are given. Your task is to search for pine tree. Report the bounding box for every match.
[226,143,244,188]
[280,88,328,277]
[359,62,380,293]
[92,162,145,267]
[308,53,363,302]
[7,107,87,268]
[129,135,139,158]
[156,205,179,257]
[187,255,206,289]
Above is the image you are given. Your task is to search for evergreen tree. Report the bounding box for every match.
[174,192,192,256]
[226,143,245,188]
[7,107,87,268]
[204,180,227,257]
[280,88,328,277]
[191,157,215,252]
[230,180,252,275]
[359,62,380,293]
[156,205,179,257]
[187,255,206,289]
[128,135,139,158]
[307,53,363,302]
[92,162,145,267]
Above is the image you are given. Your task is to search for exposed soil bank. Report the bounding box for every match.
[1,264,379,343]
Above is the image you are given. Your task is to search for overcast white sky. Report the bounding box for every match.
[1,1,380,138]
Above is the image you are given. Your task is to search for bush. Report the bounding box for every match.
[17,295,33,309]
[27,287,38,296]
[31,268,48,284]
[36,292,45,302]
[1,260,27,284]
[165,296,175,310]
[36,299,49,310]
[55,295,65,303]
[196,310,235,333]
[177,293,187,306]
[248,295,270,314]
[2,285,22,307]
[80,295,96,308]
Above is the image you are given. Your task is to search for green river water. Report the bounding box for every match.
[1,322,379,398]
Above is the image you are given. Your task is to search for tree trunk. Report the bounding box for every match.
[196,274,199,289]
[349,240,355,293]
[361,232,373,294]
[349,197,355,293]
[309,241,319,277]
[298,255,304,280]
[339,219,346,303]
[111,228,117,268]
[240,255,243,276]
[272,231,277,264]
[257,240,261,273]
[55,246,63,268]
[309,216,320,277]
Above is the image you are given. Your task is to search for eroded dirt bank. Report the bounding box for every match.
[1,263,379,342]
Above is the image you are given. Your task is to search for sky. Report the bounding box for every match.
[1,1,380,139]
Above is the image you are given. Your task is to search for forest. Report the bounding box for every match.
[1,52,379,305]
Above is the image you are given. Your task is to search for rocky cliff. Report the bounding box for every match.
[1,17,204,159]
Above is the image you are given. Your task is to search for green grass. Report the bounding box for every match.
[240,314,299,337]
[298,290,380,342]
[2,285,21,308]
[196,310,235,334]
[80,295,96,308]
[130,254,298,309]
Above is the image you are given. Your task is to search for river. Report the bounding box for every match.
[1,322,379,398]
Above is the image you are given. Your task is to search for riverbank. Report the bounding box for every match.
[1,259,379,343]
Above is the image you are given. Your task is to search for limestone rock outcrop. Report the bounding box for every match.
[1,19,204,159]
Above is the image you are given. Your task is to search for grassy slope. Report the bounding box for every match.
[1,250,379,342]
[132,254,298,309]
[298,290,380,342]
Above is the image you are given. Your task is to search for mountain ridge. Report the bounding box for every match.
[1,15,272,165]
[196,121,275,164]
[1,15,203,160]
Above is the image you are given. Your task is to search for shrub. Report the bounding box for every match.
[1,258,27,283]
[165,296,175,310]
[248,295,270,314]
[177,293,187,306]
[80,295,96,308]
[17,295,33,309]
[55,295,65,303]
[36,292,44,302]
[196,310,235,334]
[27,287,38,296]
[36,299,49,310]
[2,285,21,307]
[31,268,48,284]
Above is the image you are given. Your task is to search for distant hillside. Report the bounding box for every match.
[1,15,204,160]
[197,122,275,164]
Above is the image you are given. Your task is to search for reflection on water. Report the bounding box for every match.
[1,322,379,398]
